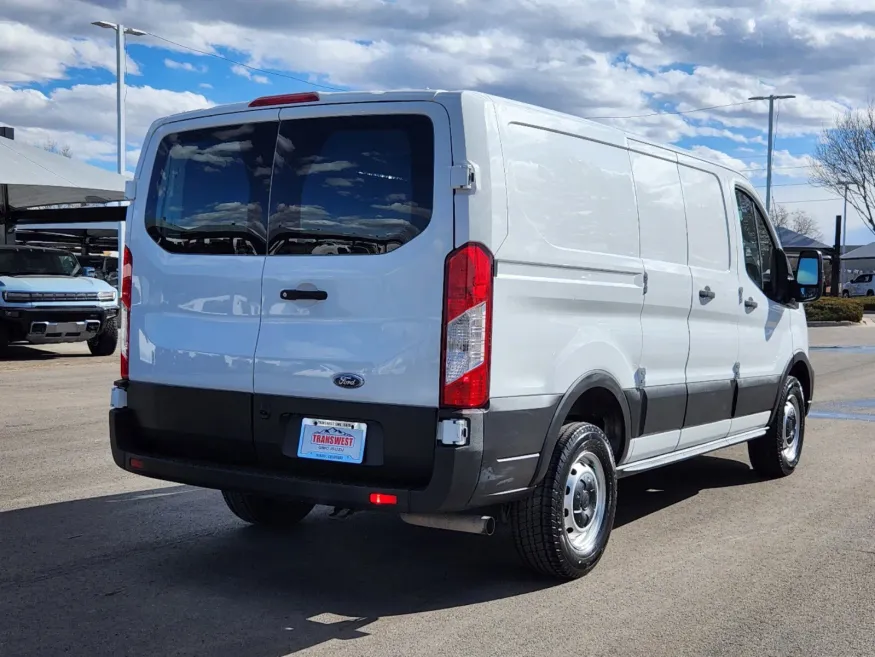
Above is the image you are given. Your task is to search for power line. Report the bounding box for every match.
[754,182,812,188]
[586,100,756,120]
[774,197,843,204]
[143,31,345,91]
[742,164,812,172]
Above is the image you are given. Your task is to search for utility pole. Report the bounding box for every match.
[749,94,796,215]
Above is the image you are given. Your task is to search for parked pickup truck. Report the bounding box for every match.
[0,245,119,356]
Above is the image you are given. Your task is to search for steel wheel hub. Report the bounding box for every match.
[781,396,801,462]
[563,451,607,556]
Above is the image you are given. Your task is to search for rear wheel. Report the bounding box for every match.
[222,490,314,527]
[748,376,806,478]
[510,422,617,580]
[88,318,118,356]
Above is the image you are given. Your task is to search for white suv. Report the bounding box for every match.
[109,90,823,580]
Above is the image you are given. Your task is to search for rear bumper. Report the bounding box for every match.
[1,305,117,343]
[108,383,559,513]
[110,406,486,513]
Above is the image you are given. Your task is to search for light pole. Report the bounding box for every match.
[749,94,796,215]
[91,21,145,176]
[91,21,144,340]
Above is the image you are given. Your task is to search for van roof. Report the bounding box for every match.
[151,89,748,180]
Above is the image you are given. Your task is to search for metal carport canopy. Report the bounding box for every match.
[0,136,125,209]
[842,242,875,272]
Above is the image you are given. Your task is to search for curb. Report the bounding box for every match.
[807,320,875,327]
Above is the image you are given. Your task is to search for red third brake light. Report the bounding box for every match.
[248,92,320,108]
[440,243,494,409]
[369,493,397,506]
[120,245,132,380]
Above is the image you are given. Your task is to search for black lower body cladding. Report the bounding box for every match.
[110,382,559,514]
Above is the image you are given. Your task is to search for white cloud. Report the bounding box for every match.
[0,83,212,172]
[230,64,269,84]
[0,20,139,83]
[1,0,874,223]
[164,58,206,73]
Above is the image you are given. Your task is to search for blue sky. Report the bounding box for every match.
[1,0,874,244]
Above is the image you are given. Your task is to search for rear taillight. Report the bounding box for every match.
[440,243,494,409]
[120,245,132,380]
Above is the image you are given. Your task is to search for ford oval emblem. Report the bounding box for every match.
[333,373,364,390]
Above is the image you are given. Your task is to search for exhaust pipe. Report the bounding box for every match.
[400,513,495,536]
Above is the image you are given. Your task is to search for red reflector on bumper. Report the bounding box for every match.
[369,493,397,505]
[129,458,144,470]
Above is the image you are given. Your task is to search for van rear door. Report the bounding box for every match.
[252,102,454,485]
[126,109,279,463]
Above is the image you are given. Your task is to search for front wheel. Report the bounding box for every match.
[88,318,118,356]
[510,422,617,580]
[842,290,850,298]
[222,490,314,527]
[748,376,806,478]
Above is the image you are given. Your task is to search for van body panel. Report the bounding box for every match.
[489,100,644,399]
[252,101,453,407]
[676,158,741,449]
[126,107,281,393]
[729,179,794,435]
[437,92,509,251]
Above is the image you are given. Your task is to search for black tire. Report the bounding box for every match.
[0,324,9,356]
[222,490,314,527]
[868,290,874,297]
[842,290,850,298]
[748,376,806,478]
[510,422,617,580]
[88,318,118,356]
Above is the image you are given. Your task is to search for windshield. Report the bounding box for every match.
[0,250,81,276]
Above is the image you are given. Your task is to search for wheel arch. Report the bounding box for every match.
[774,352,814,420]
[529,371,632,487]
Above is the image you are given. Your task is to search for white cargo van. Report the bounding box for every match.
[109,90,824,580]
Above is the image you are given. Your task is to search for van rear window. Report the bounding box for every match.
[144,121,279,255]
[268,114,434,255]
[143,114,434,257]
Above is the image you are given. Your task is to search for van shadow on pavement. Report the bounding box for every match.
[0,453,759,657]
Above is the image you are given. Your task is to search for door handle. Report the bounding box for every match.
[744,297,758,310]
[698,287,716,301]
[281,289,327,301]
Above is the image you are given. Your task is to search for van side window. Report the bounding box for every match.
[735,188,777,296]
[143,121,278,255]
[267,114,434,256]
[679,166,730,271]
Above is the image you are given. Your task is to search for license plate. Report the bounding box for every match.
[297,418,367,464]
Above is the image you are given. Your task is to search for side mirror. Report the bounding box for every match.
[792,249,824,303]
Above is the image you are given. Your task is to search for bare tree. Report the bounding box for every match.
[42,139,72,158]
[770,204,825,242]
[810,101,875,234]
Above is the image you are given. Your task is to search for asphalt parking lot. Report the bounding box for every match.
[2,331,874,657]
